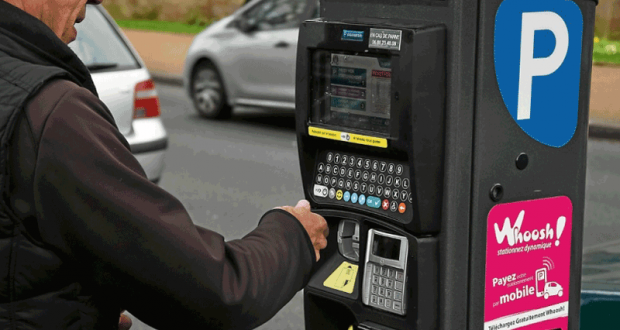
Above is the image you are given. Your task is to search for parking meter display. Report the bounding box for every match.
[311,51,392,135]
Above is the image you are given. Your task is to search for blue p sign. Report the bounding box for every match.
[495,0,583,147]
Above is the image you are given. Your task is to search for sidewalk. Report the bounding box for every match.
[121,29,620,140]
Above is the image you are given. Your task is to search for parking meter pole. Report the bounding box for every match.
[296,0,597,329]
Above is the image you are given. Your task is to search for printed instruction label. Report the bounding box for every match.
[369,28,402,50]
[324,261,359,294]
[484,196,573,330]
[308,126,388,148]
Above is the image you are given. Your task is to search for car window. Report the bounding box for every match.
[243,0,307,31]
[69,6,140,72]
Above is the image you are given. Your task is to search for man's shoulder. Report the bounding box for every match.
[25,79,115,140]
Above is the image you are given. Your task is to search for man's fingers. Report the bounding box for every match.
[296,199,311,210]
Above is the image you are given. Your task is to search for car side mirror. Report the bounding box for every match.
[237,18,259,33]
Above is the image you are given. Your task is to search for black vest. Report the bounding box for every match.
[0,51,117,329]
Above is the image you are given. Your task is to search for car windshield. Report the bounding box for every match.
[69,5,139,72]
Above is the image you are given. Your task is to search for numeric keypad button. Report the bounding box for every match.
[316,174,323,184]
[360,183,368,193]
[345,180,352,190]
[353,181,360,192]
[364,159,371,170]
[370,172,377,183]
[317,163,325,173]
[347,168,354,179]
[330,177,337,187]
[376,186,384,197]
[396,164,404,175]
[354,170,362,180]
[403,178,409,189]
[341,155,348,165]
[386,175,393,186]
[387,163,395,174]
[379,161,387,172]
[338,178,345,189]
[372,160,379,171]
[356,158,364,168]
[339,167,346,177]
[323,176,330,186]
[326,152,333,163]
[348,156,355,167]
[334,154,341,164]
[394,177,401,188]
[400,190,408,201]
[332,165,339,176]
[367,184,374,195]
[377,174,385,185]
[325,164,332,174]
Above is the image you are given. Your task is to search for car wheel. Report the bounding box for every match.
[544,292,549,299]
[558,290,563,297]
[191,61,231,119]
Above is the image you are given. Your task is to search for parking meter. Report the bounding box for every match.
[295,0,596,329]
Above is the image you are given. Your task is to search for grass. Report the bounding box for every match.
[593,37,620,66]
[115,20,211,35]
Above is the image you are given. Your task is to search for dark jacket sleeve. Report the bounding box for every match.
[30,81,316,329]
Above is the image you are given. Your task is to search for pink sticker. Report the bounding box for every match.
[484,196,572,330]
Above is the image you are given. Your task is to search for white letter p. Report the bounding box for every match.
[517,11,569,120]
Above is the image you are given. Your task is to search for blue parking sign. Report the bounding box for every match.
[495,0,583,147]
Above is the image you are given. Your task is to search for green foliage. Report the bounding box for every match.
[593,37,620,66]
[115,20,208,34]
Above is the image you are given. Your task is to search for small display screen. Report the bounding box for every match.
[311,51,392,135]
[372,234,401,260]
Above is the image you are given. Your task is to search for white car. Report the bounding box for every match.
[69,5,168,182]
[183,0,319,119]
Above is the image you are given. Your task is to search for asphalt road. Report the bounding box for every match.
[127,82,620,329]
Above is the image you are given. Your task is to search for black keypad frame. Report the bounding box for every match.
[312,150,414,225]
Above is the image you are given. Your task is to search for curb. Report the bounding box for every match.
[151,73,620,141]
[152,72,183,87]
[589,122,620,141]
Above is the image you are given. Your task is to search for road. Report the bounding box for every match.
[127,82,620,329]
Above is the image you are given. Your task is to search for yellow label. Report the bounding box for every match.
[336,190,343,200]
[308,126,387,148]
[323,261,359,294]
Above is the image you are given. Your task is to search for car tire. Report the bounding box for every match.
[544,292,549,299]
[558,290,563,297]
[190,61,232,119]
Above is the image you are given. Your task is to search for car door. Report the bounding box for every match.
[232,0,309,106]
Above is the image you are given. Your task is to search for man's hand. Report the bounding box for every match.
[119,311,132,330]
[277,200,328,261]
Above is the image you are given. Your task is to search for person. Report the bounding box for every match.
[0,0,329,329]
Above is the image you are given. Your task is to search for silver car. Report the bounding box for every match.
[183,0,319,119]
[70,5,168,182]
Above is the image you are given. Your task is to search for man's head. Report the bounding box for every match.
[4,0,102,43]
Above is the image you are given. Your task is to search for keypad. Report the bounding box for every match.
[313,151,412,222]
[368,262,405,314]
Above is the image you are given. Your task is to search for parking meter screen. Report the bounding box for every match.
[372,234,401,260]
[311,51,391,135]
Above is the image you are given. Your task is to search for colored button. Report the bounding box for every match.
[399,203,406,213]
[343,191,351,202]
[382,199,390,210]
[351,193,358,204]
[329,188,336,199]
[336,190,343,200]
[367,196,381,208]
[359,194,366,205]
